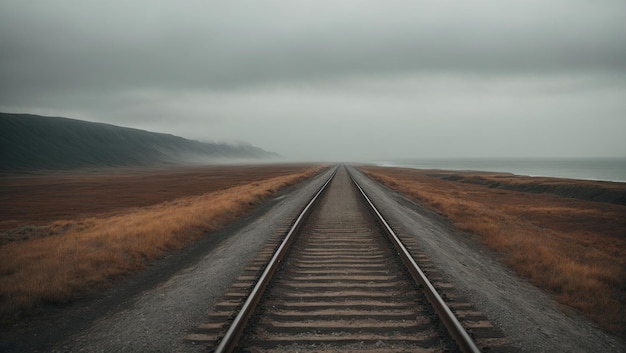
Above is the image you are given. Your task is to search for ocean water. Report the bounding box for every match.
[374,158,626,183]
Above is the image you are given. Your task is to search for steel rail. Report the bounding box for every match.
[349,168,482,353]
[213,166,338,353]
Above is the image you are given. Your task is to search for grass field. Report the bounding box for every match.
[359,166,626,338]
[0,164,324,322]
[0,164,320,232]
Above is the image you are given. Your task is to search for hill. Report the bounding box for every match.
[0,113,279,170]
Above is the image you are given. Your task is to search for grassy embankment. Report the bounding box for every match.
[360,166,626,338]
[0,166,324,322]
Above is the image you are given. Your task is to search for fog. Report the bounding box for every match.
[1,0,624,161]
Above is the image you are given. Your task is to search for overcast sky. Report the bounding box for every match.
[1,0,624,161]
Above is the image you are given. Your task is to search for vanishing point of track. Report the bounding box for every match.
[192,166,484,352]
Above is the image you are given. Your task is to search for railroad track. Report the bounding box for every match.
[188,165,513,352]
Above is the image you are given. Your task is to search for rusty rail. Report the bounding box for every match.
[349,167,481,353]
[213,166,337,353]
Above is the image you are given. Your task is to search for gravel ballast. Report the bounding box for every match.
[2,168,333,353]
[4,165,624,352]
[350,166,625,353]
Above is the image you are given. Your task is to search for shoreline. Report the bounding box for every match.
[372,157,626,183]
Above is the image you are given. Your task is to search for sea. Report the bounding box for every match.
[373,158,626,183]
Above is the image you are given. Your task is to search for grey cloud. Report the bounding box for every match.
[0,0,624,160]
[1,0,624,98]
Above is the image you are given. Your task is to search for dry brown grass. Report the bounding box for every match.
[0,164,319,231]
[359,166,626,338]
[0,166,324,321]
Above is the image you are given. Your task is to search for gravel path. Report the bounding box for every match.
[350,166,625,353]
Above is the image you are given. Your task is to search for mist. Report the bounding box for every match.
[1,0,624,161]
